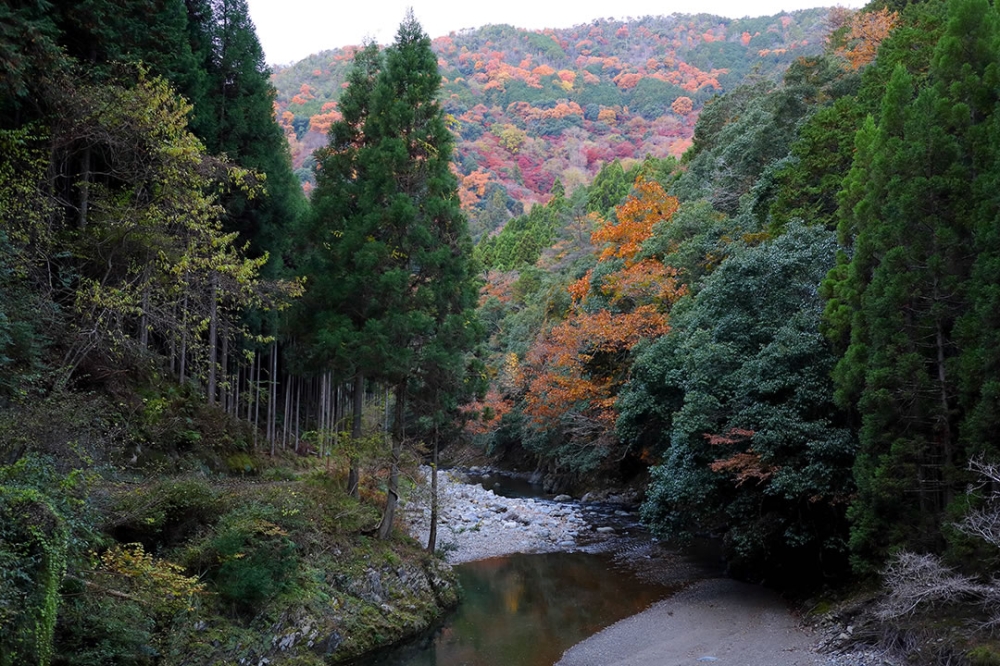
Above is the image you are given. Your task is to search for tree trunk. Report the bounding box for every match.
[294,377,301,453]
[282,376,291,451]
[348,372,364,498]
[253,352,261,451]
[428,419,439,553]
[319,372,327,461]
[178,288,189,384]
[78,145,91,229]
[220,329,229,411]
[378,383,405,540]
[207,273,218,405]
[269,342,278,455]
[139,284,149,350]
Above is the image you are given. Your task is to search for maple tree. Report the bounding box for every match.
[591,178,679,264]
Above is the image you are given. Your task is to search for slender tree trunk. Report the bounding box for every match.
[253,352,261,451]
[295,377,301,453]
[283,376,291,451]
[178,288,189,384]
[245,358,252,421]
[428,416,439,553]
[78,145,91,229]
[207,273,219,405]
[319,373,327,461]
[269,342,278,455]
[233,362,241,418]
[220,329,229,411]
[139,284,149,351]
[378,383,405,540]
[326,373,334,472]
[169,304,177,375]
[348,372,364,498]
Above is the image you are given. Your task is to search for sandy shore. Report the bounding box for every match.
[557,578,820,666]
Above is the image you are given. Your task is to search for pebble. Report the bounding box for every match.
[403,467,590,563]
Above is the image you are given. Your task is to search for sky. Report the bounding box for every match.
[246,0,865,66]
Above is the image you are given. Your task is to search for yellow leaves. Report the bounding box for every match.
[493,123,528,153]
[96,543,206,615]
[597,108,618,125]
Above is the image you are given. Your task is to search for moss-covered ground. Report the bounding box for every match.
[0,385,458,666]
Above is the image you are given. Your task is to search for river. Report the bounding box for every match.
[356,470,720,666]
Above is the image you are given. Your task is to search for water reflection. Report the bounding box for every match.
[360,551,675,666]
[466,471,545,499]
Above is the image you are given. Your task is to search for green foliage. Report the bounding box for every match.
[107,478,221,550]
[55,587,155,666]
[186,503,299,612]
[476,197,562,271]
[824,0,1000,572]
[626,223,855,584]
[193,0,307,275]
[968,646,1000,666]
[673,58,843,216]
[0,456,93,666]
[298,14,480,438]
[587,160,632,217]
[769,95,864,230]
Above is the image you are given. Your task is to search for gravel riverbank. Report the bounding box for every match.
[402,467,900,666]
[403,466,592,563]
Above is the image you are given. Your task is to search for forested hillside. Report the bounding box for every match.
[463,0,1000,657]
[7,0,1000,663]
[272,9,832,238]
[1,3,471,665]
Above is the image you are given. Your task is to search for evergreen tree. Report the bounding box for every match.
[624,223,855,584]
[365,12,478,538]
[296,41,383,495]
[825,0,1000,570]
[304,15,479,535]
[195,0,305,272]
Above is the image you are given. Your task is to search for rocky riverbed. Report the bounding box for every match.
[403,466,596,563]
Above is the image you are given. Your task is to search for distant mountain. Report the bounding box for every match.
[272,9,833,238]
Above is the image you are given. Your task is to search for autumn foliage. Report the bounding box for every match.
[521,177,684,451]
[592,179,678,264]
[836,8,899,69]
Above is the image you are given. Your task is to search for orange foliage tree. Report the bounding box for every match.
[522,177,684,458]
[836,8,899,69]
[592,178,679,264]
[671,96,694,116]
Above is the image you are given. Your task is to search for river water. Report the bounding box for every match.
[356,471,719,666]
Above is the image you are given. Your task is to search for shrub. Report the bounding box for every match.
[185,504,299,614]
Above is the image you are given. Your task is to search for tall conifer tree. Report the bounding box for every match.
[305,13,478,536]
[826,0,1000,570]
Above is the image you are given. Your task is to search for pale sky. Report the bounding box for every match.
[246,0,865,66]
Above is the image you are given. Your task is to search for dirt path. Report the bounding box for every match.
[557,578,821,666]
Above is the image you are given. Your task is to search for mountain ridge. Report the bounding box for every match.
[271,8,835,237]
